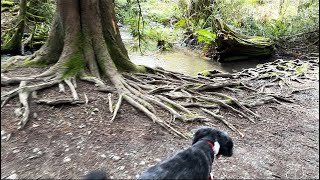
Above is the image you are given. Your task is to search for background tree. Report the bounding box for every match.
[1,0,54,55]
[1,0,27,54]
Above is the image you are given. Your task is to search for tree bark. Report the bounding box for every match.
[33,0,139,78]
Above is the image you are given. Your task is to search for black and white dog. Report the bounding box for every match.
[84,127,233,180]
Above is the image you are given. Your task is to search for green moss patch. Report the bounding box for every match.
[22,59,48,68]
[63,50,85,78]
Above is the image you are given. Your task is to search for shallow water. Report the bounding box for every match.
[120,26,273,76]
[129,48,275,76]
[1,27,273,76]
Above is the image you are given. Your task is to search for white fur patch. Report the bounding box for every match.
[213,141,220,156]
[222,131,228,136]
[210,172,214,179]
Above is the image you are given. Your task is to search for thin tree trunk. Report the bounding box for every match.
[1,0,27,55]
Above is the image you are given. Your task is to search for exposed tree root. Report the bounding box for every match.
[1,79,61,108]
[17,81,31,130]
[64,78,79,100]
[108,93,113,113]
[2,57,315,138]
[36,98,85,106]
[202,108,244,137]
[209,92,260,119]
[110,94,123,122]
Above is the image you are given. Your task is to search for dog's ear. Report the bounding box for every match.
[192,127,213,144]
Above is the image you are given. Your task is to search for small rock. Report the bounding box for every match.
[92,108,99,112]
[112,155,121,161]
[28,155,39,160]
[87,131,92,135]
[79,124,86,128]
[13,149,20,154]
[63,157,71,163]
[136,174,140,179]
[139,161,146,165]
[32,124,39,128]
[33,113,38,118]
[100,154,107,158]
[6,173,18,179]
[37,151,43,155]
[66,132,73,136]
[154,158,161,162]
[1,130,6,136]
[33,148,40,153]
[118,166,125,170]
[65,148,70,152]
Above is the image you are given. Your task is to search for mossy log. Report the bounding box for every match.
[213,18,275,62]
[1,1,15,7]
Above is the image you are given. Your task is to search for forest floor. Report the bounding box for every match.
[1,52,319,179]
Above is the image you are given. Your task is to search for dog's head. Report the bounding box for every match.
[192,127,233,157]
[83,170,108,180]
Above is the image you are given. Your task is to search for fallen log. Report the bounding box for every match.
[213,18,275,62]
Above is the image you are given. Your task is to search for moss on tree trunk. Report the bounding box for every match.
[1,0,27,55]
[20,0,140,79]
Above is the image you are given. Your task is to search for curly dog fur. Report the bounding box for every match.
[84,127,233,180]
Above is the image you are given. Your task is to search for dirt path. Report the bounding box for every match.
[1,67,319,179]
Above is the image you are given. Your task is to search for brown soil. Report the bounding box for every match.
[1,65,319,179]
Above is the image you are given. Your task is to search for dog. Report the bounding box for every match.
[84,127,233,180]
[83,170,108,180]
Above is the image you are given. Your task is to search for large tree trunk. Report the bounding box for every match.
[39,0,139,78]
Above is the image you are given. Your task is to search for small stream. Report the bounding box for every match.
[121,26,273,76]
[1,27,273,76]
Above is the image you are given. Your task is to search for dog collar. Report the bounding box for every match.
[207,140,220,156]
